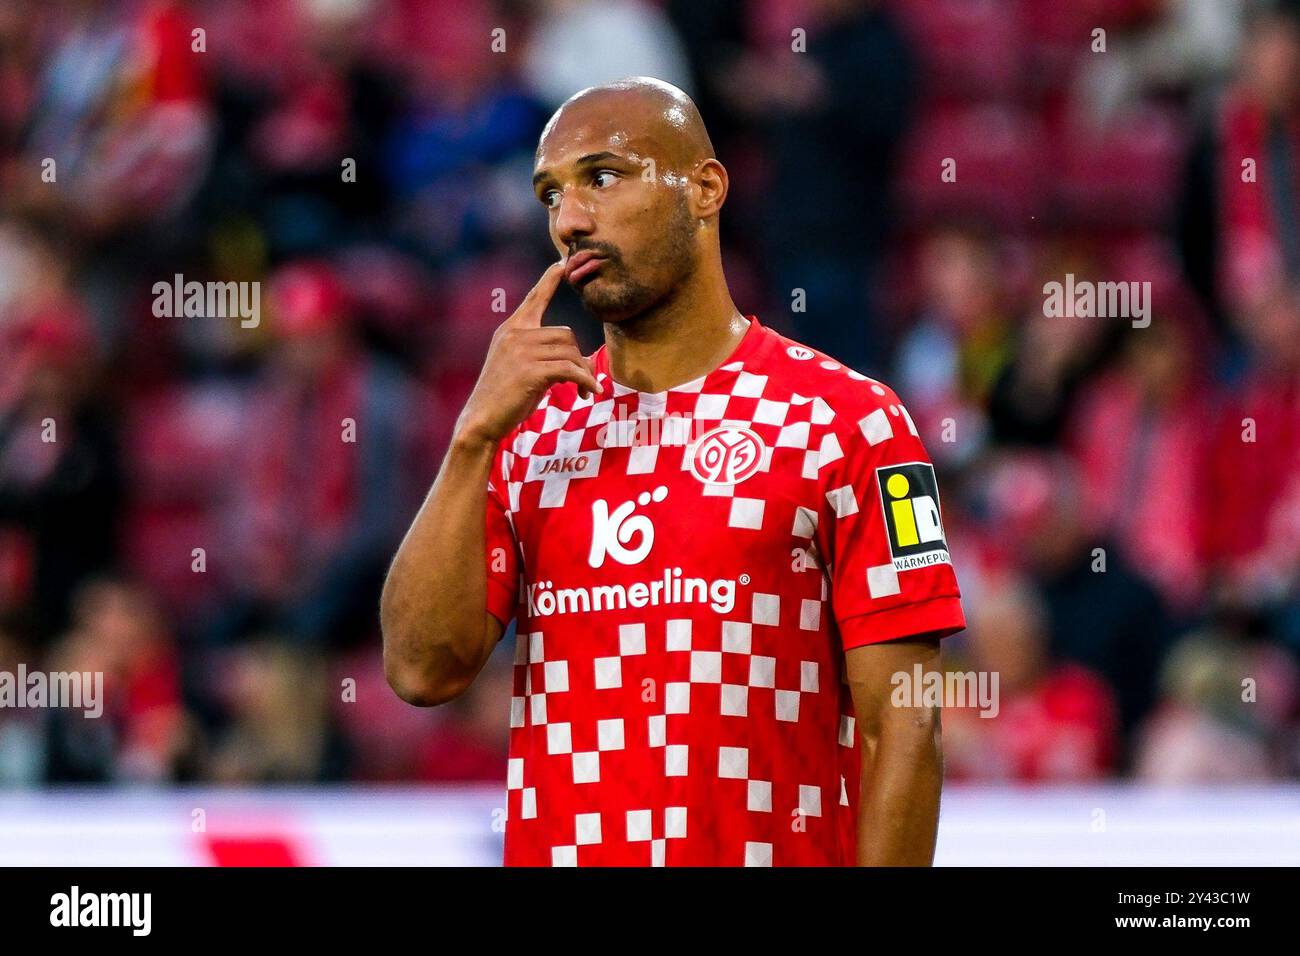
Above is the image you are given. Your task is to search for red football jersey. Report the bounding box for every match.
[484,315,965,866]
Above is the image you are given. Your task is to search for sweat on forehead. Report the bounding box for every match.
[535,76,715,171]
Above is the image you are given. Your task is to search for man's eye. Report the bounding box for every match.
[593,171,618,188]
[542,190,560,208]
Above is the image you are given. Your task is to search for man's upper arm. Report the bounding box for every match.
[845,635,942,743]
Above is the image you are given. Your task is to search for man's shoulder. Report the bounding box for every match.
[748,324,907,424]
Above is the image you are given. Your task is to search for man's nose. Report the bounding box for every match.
[554,193,596,249]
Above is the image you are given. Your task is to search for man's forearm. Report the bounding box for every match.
[855,710,943,865]
[380,432,499,704]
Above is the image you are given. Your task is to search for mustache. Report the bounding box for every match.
[568,242,621,263]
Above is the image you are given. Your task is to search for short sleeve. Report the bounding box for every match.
[485,438,520,629]
[819,395,966,650]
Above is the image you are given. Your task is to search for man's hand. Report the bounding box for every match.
[455,260,601,449]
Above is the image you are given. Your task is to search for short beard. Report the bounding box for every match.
[579,195,697,322]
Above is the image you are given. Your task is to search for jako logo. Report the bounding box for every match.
[689,426,764,485]
[537,455,591,476]
[588,486,667,568]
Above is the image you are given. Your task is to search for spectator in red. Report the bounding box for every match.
[1181,2,1300,317]
[0,307,122,640]
[1066,312,1217,613]
[981,451,1173,738]
[943,574,1119,782]
[15,0,212,234]
[43,576,194,782]
[1204,281,1300,605]
[213,261,416,649]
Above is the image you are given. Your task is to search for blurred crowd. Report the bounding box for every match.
[1,0,1299,787]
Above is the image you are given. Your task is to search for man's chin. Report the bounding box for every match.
[578,283,639,322]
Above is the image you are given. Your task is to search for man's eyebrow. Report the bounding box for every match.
[532,151,628,188]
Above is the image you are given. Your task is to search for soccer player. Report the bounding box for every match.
[381,77,966,866]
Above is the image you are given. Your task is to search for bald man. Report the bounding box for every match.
[381,77,966,867]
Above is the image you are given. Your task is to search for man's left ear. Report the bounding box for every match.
[691,159,728,218]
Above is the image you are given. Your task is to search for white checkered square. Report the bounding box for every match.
[552,845,577,866]
[799,785,823,817]
[747,779,772,812]
[664,806,687,839]
[721,683,748,716]
[840,714,856,746]
[627,809,653,842]
[722,621,752,653]
[547,722,572,754]
[728,497,765,529]
[593,656,622,689]
[867,563,901,598]
[718,746,749,779]
[826,485,859,517]
[665,744,689,776]
[801,661,819,693]
[666,619,692,651]
[627,444,659,474]
[753,398,789,426]
[776,420,811,449]
[572,751,599,783]
[752,593,780,626]
[690,650,722,683]
[744,842,773,866]
[859,407,894,445]
[543,660,568,693]
[733,371,768,398]
[575,812,602,845]
[694,392,729,419]
[619,623,646,656]
[597,718,625,751]
[799,599,821,631]
[775,689,800,722]
[792,505,818,537]
[665,682,691,714]
[818,431,843,469]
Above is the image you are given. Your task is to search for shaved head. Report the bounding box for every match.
[537,76,715,172]
[532,77,729,324]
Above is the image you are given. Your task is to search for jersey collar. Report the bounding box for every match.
[592,314,766,396]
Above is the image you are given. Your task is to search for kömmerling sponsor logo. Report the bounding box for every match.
[152,272,260,328]
[890,663,1000,718]
[1042,272,1151,328]
[50,886,151,937]
[0,664,103,718]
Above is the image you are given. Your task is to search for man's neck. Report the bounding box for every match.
[602,279,748,394]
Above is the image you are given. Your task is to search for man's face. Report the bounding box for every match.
[533,106,698,322]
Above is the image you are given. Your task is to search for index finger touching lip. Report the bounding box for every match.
[512,260,567,326]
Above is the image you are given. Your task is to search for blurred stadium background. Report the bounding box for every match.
[1,0,1299,864]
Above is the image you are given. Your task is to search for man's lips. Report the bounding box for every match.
[565,250,607,283]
